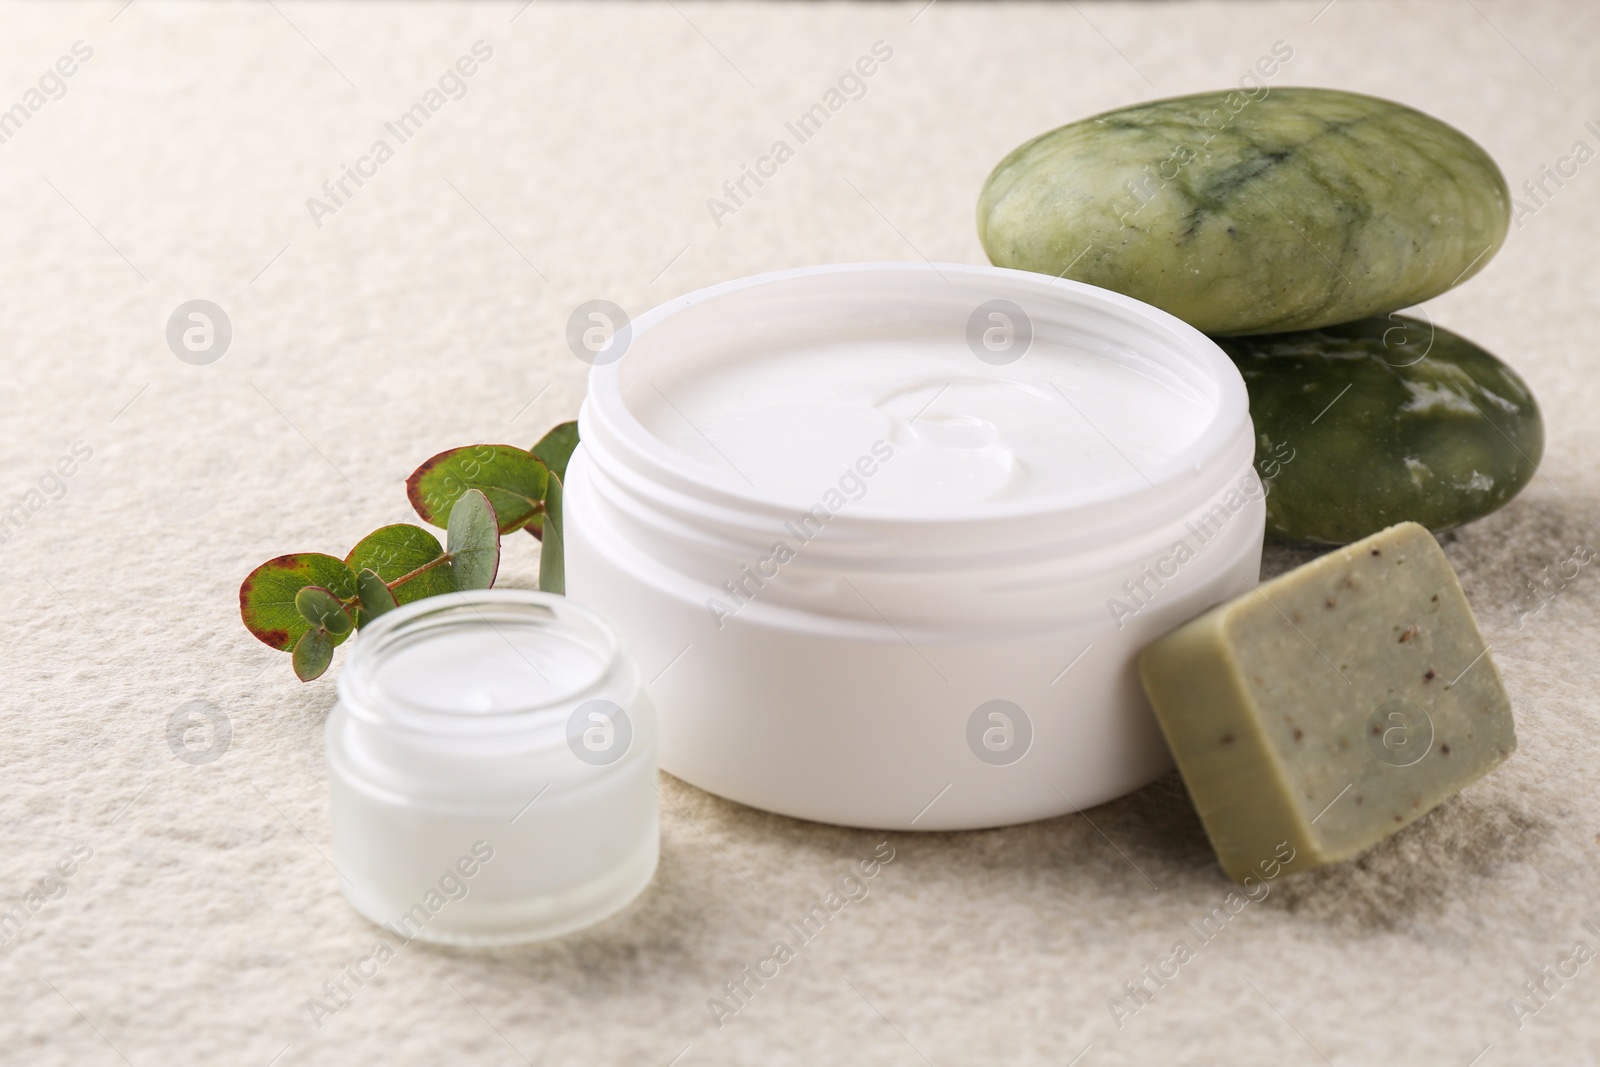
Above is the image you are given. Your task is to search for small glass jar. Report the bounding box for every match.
[326,589,657,945]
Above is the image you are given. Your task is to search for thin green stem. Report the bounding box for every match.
[388,552,454,591]
[342,553,455,613]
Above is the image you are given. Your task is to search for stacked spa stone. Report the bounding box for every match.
[978,87,1541,544]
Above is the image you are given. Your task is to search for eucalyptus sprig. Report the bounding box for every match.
[240,421,577,681]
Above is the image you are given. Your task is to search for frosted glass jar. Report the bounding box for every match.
[326,590,657,945]
[565,263,1262,831]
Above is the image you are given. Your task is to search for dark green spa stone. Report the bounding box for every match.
[1219,316,1542,545]
[978,88,1510,335]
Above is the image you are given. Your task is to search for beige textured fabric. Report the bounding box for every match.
[1,1,1596,1063]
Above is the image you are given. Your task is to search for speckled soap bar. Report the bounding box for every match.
[1139,522,1515,882]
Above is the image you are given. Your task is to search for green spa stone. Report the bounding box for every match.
[1139,521,1515,882]
[977,88,1510,335]
[1218,315,1542,545]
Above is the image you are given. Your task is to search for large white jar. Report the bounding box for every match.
[565,263,1262,830]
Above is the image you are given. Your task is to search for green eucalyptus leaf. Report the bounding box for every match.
[295,585,353,636]
[448,488,500,591]
[407,444,548,535]
[531,421,579,481]
[292,628,335,682]
[527,421,579,540]
[355,568,398,623]
[240,553,357,652]
[346,524,452,624]
[539,471,565,595]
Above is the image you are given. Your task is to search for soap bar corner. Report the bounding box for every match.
[1140,520,1516,883]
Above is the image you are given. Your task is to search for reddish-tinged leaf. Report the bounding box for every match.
[407,444,549,535]
[240,553,356,651]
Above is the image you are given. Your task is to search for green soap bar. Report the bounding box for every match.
[977,88,1509,335]
[1139,522,1515,882]
[1220,315,1543,545]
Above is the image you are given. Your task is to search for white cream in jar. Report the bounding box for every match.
[326,590,657,944]
[633,327,1213,507]
[566,263,1263,830]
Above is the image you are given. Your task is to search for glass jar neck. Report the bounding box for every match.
[336,590,625,742]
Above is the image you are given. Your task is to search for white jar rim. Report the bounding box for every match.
[579,262,1253,570]
[336,589,623,740]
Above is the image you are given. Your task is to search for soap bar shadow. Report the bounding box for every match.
[1114,769,1555,934]
[1431,494,1600,627]
[1251,792,1555,932]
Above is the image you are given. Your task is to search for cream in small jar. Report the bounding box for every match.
[566,263,1264,831]
[326,590,657,945]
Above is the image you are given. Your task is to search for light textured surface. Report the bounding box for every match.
[1,2,1597,1065]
